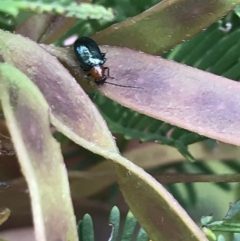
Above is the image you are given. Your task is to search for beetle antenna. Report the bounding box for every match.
[104,81,144,89]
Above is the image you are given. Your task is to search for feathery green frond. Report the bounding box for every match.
[91,92,206,162]
[0,1,114,21]
[78,206,149,241]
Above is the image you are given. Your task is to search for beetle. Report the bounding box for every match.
[74,36,110,86]
[74,36,142,89]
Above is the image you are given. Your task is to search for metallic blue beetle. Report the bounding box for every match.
[74,37,110,86]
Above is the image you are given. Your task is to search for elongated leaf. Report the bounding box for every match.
[108,206,120,241]
[92,46,240,147]
[0,29,118,153]
[121,211,138,241]
[78,214,95,241]
[94,0,240,54]
[0,30,207,241]
[77,206,149,241]
[224,200,240,220]
[136,227,148,241]
[0,64,78,241]
[207,220,240,232]
[45,42,240,147]
[113,159,207,241]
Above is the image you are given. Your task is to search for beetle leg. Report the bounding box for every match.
[104,67,109,76]
[84,73,91,84]
[104,67,114,79]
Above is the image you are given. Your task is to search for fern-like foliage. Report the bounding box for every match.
[201,199,240,241]
[0,0,114,21]
[78,206,148,241]
[163,15,240,82]
[90,92,206,162]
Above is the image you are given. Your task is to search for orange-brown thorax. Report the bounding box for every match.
[89,65,106,81]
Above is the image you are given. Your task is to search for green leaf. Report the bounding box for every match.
[136,228,149,241]
[91,93,205,161]
[224,200,240,220]
[0,1,114,21]
[234,5,240,17]
[201,215,213,226]
[164,16,240,83]
[94,0,240,54]
[233,233,240,241]
[77,207,149,241]
[203,200,240,233]
[78,214,95,241]
[121,211,138,241]
[207,220,240,232]
[217,234,226,241]
[202,227,217,241]
[165,22,226,64]
[77,208,120,241]
[109,206,120,241]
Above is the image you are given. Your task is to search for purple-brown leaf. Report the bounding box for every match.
[0,63,78,241]
[94,0,240,54]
